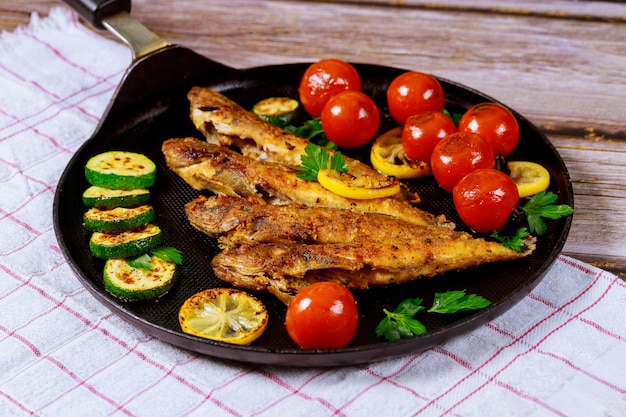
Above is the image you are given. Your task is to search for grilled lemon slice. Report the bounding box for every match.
[370,128,431,179]
[508,161,550,198]
[317,169,401,200]
[179,288,268,345]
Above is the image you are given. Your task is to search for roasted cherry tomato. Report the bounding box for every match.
[285,282,358,349]
[453,168,520,233]
[320,90,380,148]
[387,71,445,125]
[430,131,495,193]
[458,102,520,157]
[401,111,457,162]
[298,59,362,118]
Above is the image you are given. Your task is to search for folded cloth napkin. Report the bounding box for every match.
[1,7,625,417]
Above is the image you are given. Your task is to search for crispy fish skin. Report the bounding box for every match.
[185,195,529,252]
[212,237,531,304]
[187,195,534,304]
[163,137,449,227]
[187,86,426,195]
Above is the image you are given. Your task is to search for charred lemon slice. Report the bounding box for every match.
[179,288,268,345]
[508,161,550,198]
[370,128,431,179]
[317,169,401,200]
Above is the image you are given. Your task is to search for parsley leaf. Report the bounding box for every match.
[296,142,348,181]
[151,247,183,264]
[520,191,574,235]
[490,227,530,252]
[284,118,336,149]
[428,290,492,314]
[126,253,152,270]
[125,247,183,270]
[441,108,463,125]
[375,298,426,341]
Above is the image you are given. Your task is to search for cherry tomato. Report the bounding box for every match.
[298,59,362,118]
[453,169,520,233]
[430,131,495,193]
[401,111,457,162]
[387,71,445,125]
[285,282,358,349]
[458,102,520,157]
[321,90,380,148]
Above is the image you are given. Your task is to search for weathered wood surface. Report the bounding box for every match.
[1,0,625,276]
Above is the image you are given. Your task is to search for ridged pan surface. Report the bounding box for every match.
[53,61,573,367]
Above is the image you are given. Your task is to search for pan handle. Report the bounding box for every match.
[62,0,169,59]
[62,0,131,30]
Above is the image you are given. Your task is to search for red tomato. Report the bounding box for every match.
[321,90,380,148]
[285,282,358,349]
[401,111,457,162]
[430,131,495,193]
[457,102,520,157]
[298,59,362,118]
[453,169,520,233]
[387,71,445,125]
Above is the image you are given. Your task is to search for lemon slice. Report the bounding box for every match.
[370,128,431,179]
[508,161,550,198]
[317,169,401,200]
[179,288,268,345]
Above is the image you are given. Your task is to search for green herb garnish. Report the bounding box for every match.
[296,142,348,181]
[428,290,492,314]
[376,291,492,341]
[126,247,183,270]
[441,108,463,125]
[284,118,336,149]
[519,191,574,236]
[375,299,426,341]
[490,227,530,252]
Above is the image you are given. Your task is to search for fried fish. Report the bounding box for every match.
[184,195,534,304]
[163,137,450,228]
[187,86,426,193]
[211,237,531,305]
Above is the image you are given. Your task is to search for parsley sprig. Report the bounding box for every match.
[376,299,427,341]
[284,118,336,149]
[376,290,492,341]
[490,227,531,252]
[519,190,574,236]
[296,142,348,181]
[428,290,492,314]
[126,247,183,270]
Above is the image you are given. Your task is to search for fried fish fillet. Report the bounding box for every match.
[187,86,425,195]
[163,137,450,227]
[184,195,529,251]
[212,237,531,304]
[184,195,533,304]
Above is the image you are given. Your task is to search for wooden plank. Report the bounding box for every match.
[304,0,626,21]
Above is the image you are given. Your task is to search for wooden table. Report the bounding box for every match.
[1,0,625,277]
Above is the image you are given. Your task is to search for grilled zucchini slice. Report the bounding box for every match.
[252,97,300,127]
[83,205,155,233]
[104,256,177,301]
[85,151,156,190]
[82,186,150,208]
[89,224,163,259]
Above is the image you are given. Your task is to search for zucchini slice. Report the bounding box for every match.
[82,186,150,208]
[252,97,300,127]
[85,151,156,190]
[104,256,177,301]
[89,224,163,259]
[83,205,155,233]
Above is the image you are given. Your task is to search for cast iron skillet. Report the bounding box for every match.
[53,0,573,367]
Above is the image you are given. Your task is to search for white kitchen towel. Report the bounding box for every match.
[1,7,625,417]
